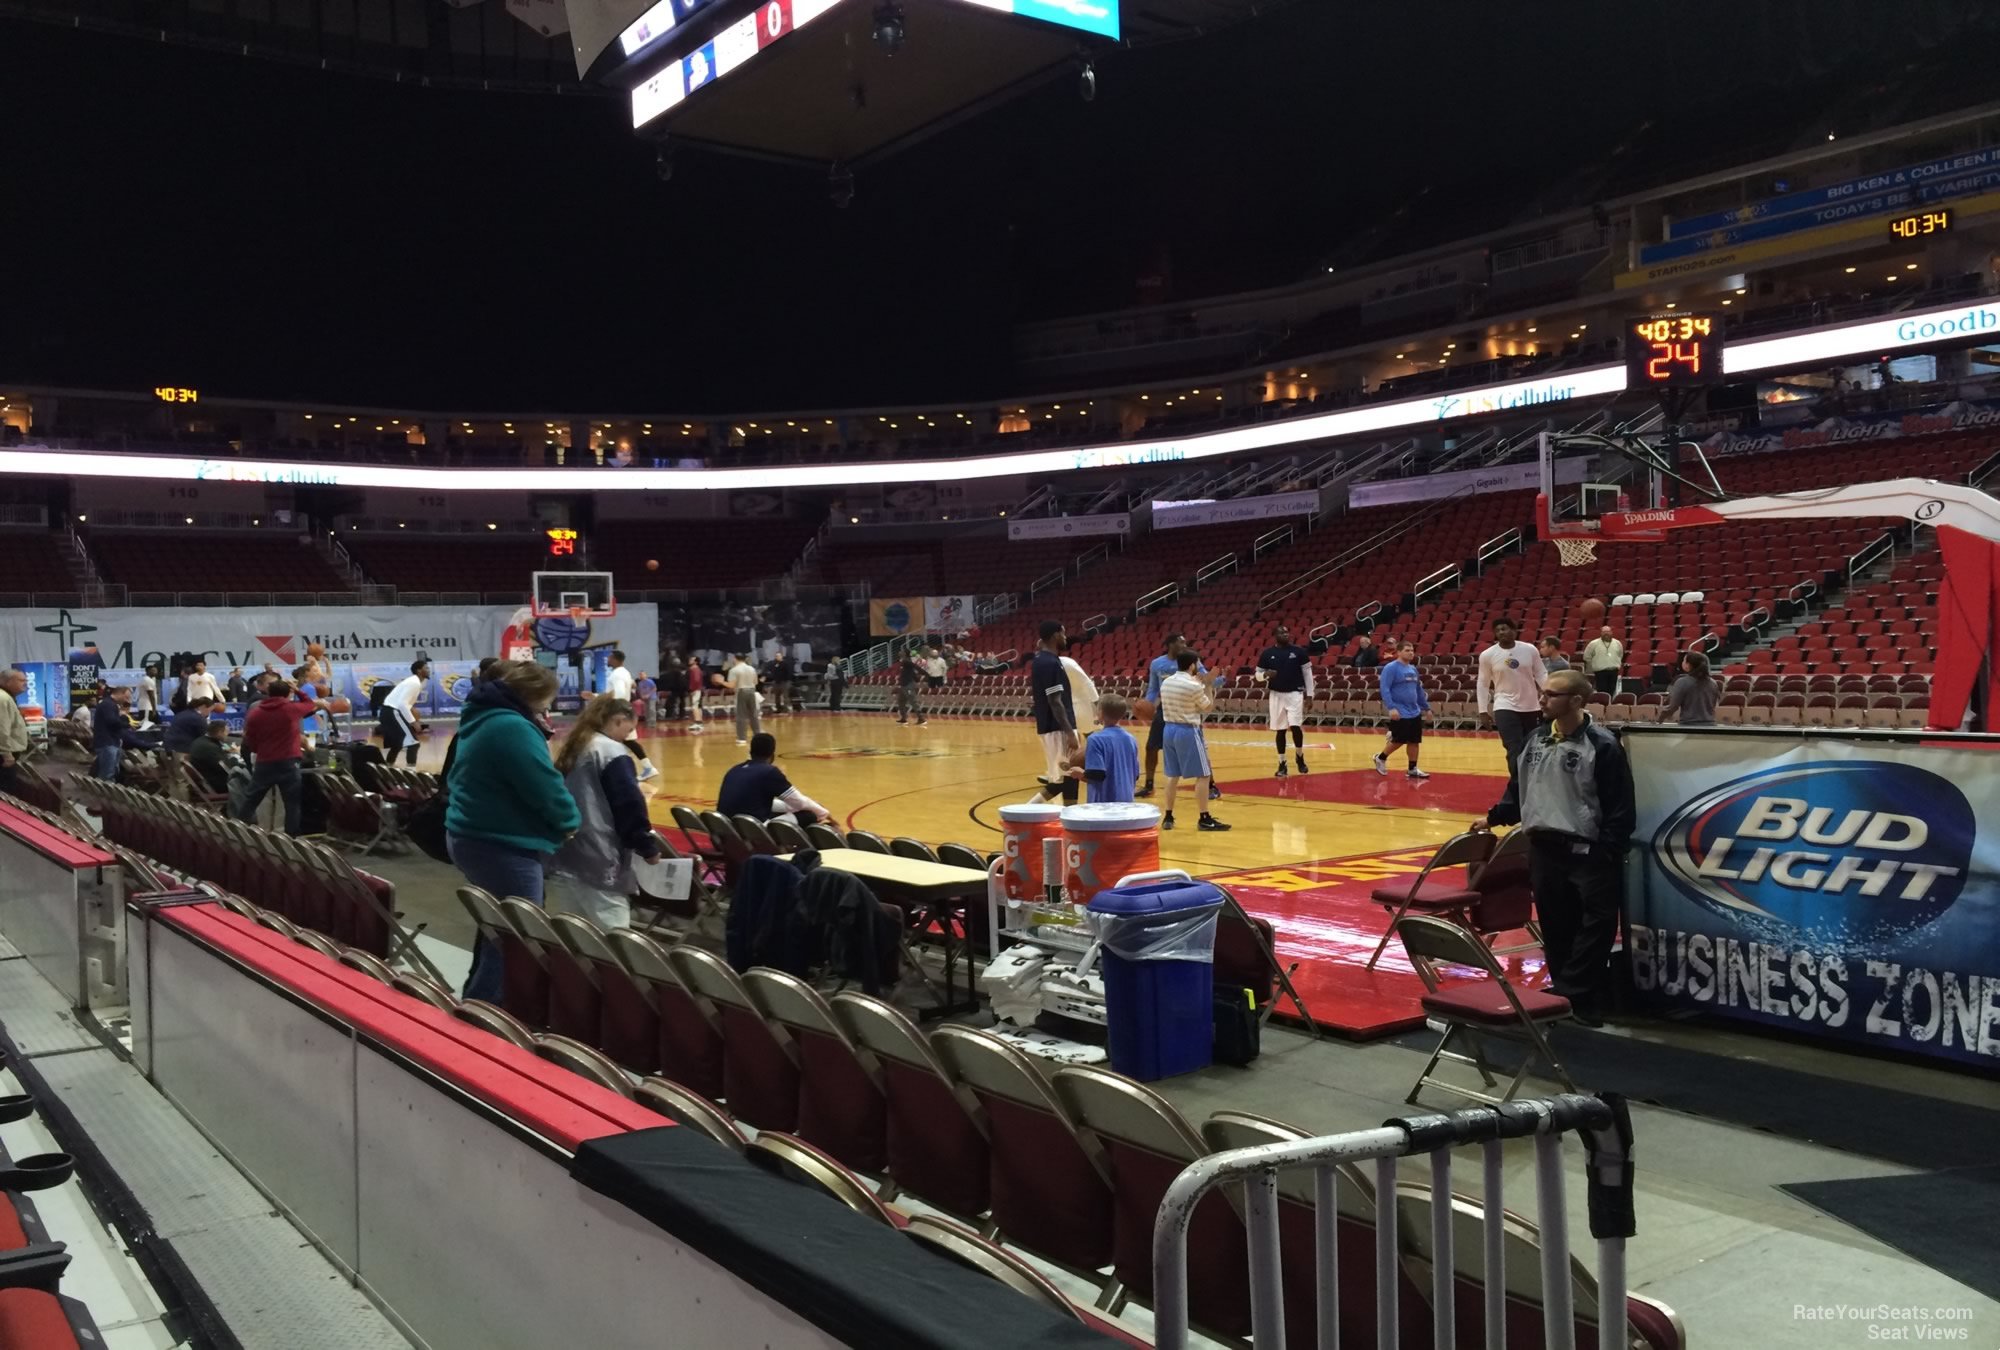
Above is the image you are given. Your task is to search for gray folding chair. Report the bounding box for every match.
[1396,914,1577,1106]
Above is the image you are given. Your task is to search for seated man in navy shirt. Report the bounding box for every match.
[716,733,831,825]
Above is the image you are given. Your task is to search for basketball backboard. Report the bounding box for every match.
[532,570,618,619]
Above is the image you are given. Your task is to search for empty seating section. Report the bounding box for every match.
[0,531,75,594]
[88,530,353,595]
[593,518,821,591]
[346,537,547,596]
[804,534,1082,599]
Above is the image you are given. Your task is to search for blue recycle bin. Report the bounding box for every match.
[1086,879,1225,1081]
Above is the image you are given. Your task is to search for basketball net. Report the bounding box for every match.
[568,606,590,627]
[1553,536,1600,567]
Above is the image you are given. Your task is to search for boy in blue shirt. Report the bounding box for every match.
[1375,641,1431,780]
[1070,693,1140,804]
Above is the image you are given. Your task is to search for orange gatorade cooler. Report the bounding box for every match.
[1061,803,1162,908]
[999,803,1063,904]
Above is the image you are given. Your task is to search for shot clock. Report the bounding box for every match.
[545,527,580,558]
[1625,314,1723,388]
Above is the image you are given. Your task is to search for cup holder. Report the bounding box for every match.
[0,1094,34,1127]
[0,1154,76,1192]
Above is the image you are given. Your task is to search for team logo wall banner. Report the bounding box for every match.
[868,598,923,637]
[1626,731,2000,1067]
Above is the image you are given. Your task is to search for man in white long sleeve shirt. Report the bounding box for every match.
[183,659,222,706]
[378,658,428,765]
[603,650,658,780]
[1476,616,1547,787]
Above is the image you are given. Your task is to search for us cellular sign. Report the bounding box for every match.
[1627,732,2000,1067]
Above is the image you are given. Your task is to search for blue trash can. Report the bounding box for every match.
[1086,879,1225,1080]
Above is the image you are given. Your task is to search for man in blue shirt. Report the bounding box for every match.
[1375,641,1431,780]
[1070,693,1140,804]
[718,733,831,824]
[1029,621,1077,802]
[91,686,151,780]
[1140,634,1210,799]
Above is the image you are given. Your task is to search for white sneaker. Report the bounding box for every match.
[1373,753,1388,776]
[736,739,747,746]
[637,761,659,782]
[1407,767,1430,780]
[688,725,704,734]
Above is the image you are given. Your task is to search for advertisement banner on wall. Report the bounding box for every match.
[1004,514,1130,541]
[1347,457,1594,510]
[1150,489,1321,530]
[0,604,661,688]
[924,595,977,634]
[1625,730,2000,1068]
[868,598,923,637]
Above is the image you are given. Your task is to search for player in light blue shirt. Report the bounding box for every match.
[1375,641,1431,780]
[1073,693,1140,804]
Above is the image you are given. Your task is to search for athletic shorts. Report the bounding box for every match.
[1040,729,1074,782]
[1389,716,1424,746]
[1268,690,1305,731]
[1161,723,1210,780]
[1146,708,1164,752]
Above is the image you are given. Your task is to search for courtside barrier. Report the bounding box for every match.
[126,896,1121,1349]
[0,799,125,1010]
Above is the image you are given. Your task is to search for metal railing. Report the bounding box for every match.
[976,592,1019,624]
[1075,541,1113,572]
[1260,493,1465,611]
[1969,446,2000,491]
[1254,524,1297,561]
[1414,563,1462,608]
[1195,553,1239,589]
[1081,612,1109,634]
[1153,1093,1636,1350]
[1355,599,1385,629]
[1846,529,1897,583]
[1136,582,1180,616]
[1030,567,1067,599]
[1477,527,1524,574]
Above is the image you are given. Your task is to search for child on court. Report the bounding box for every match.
[1068,693,1140,804]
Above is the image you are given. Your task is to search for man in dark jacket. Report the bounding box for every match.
[1485,668,1635,1027]
[92,686,151,780]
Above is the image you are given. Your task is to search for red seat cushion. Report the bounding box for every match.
[0,1289,79,1350]
[0,1199,27,1251]
[1422,982,1570,1025]
[1370,881,1479,910]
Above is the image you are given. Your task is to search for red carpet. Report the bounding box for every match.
[1211,846,1547,1040]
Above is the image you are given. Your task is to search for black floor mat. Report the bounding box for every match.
[1783,1166,2000,1302]
[1392,1024,2000,1171]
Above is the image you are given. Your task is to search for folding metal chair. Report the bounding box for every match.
[935,842,986,871]
[745,1133,900,1228]
[636,1077,747,1151]
[454,998,537,1049]
[609,928,724,1099]
[1396,915,1576,1106]
[845,829,891,854]
[1364,829,1497,969]
[889,837,940,863]
[534,1034,636,1098]
[805,821,849,852]
[765,818,811,852]
[391,971,457,1011]
[744,970,887,1175]
[730,815,781,854]
[905,1216,1083,1323]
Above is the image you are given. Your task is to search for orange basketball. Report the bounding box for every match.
[708,672,727,688]
[1133,698,1155,723]
[646,559,660,571]
[1579,597,1607,622]
[306,642,326,659]
[327,697,352,714]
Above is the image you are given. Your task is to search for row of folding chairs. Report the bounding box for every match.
[66,777,410,961]
[251,891,1136,1334]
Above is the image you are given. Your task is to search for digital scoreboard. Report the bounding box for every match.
[1888,208,1951,240]
[1625,314,1724,389]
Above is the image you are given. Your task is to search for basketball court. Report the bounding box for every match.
[390,709,1526,1038]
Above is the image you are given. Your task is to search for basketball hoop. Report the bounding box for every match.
[568,606,590,627]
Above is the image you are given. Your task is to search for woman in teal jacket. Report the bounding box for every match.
[446,660,580,1002]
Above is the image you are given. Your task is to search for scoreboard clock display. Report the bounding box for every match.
[153,386,199,404]
[1626,314,1723,388]
[1888,209,1950,240]
[545,527,580,558]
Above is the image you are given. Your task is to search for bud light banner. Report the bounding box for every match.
[1625,730,2000,1067]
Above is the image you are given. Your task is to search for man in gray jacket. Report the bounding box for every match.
[1486,669,1635,1027]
